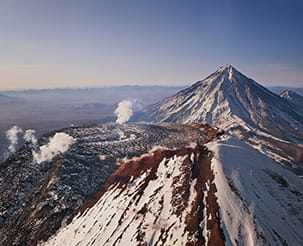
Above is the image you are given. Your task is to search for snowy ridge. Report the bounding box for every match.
[44,155,194,246]
[41,131,303,246]
[134,65,303,174]
[207,136,303,246]
[0,123,209,246]
[43,144,224,246]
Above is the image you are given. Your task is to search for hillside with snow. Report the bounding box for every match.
[0,123,208,246]
[0,121,302,246]
[42,133,303,246]
[207,136,303,245]
[134,65,303,175]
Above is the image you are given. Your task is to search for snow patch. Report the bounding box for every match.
[207,136,303,245]
[43,153,201,246]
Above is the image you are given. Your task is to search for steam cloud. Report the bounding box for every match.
[6,125,23,153]
[114,100,133,124]
[33,132,75,164]
[23,129,38,145]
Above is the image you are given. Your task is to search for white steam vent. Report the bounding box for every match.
[114,100,133,124]
[23,129,37,145]
[6,125,23,153]
[33,132,75,164]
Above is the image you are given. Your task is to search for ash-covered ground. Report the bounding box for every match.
[0,122,207,246]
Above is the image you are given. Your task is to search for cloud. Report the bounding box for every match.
[6,125,23,153]
[33,132,75,164]
[114,100,133,124]
[23,129,37,145]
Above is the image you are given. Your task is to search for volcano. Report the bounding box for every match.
[1,66,303,246]
[134,65,303,174]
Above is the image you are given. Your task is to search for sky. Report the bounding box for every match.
[0,0,303,89]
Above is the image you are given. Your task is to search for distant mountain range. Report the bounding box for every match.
[280,89,303,114]
[269,86,303,96]
[0,94,23,105]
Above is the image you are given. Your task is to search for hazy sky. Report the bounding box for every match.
[1,0,303,89]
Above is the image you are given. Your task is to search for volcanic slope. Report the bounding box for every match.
[134,65,303,174]
[0,122,207,246]
[1,122,302,246]
[43,134,303,246]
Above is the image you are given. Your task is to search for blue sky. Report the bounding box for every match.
[1,0,303,89]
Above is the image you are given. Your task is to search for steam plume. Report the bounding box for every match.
[33,132,75,164]
[6,125,23,153]
[23,129,37,145]
[114,100,133,124]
